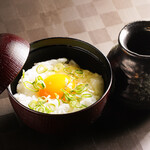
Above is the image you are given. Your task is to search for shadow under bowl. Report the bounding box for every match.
[7,37,112,134]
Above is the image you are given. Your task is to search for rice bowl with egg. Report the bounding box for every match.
[14,58,104,114]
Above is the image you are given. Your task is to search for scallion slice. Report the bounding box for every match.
[45,103,56,113]
[75,69,83,74]
[37,97,47,106]
[63,67,72,74]
[23,81,39,92]
[28,100,37,109]
[54,63,64,72]
[23,76,46,92]
[33,76,46,90]
[33,80,45,89]
[72,84,88,94]
[36,106,45,113]
[82,93,92,98]
[22,69,25,78]
[69,100,77,108]
[55,93,60,106]
[61,89,73,103]
[36,64,48,74]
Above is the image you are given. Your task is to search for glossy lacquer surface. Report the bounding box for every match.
[107,21,150,109]
[8,37,112,134]
[0,33,29,94]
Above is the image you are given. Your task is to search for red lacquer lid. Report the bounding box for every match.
[0,33,29,94]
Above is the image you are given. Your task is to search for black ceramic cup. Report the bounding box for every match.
[8,37,112,134]
[107,21,150,110]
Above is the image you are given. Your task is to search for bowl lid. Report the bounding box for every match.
[0,33,29,94]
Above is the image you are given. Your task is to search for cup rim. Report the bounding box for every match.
[118,20,150,58]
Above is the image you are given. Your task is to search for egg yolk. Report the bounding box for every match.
[38,74,75,99]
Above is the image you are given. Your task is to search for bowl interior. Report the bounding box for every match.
[10,38,112,101]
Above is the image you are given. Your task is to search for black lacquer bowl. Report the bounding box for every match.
[7,37,112,134]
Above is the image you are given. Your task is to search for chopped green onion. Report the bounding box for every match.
[45,103,56,113]
[33,76,46,90]
[72,84,88,94]
[35,76,45,83]
[82,93,92,98]
[61,83,90,105]
[54,63,64,72]
[75,103,87,109]
[80,104,87,108]
[28,100,37,109]
[45,107,51,113]
[61,89,73,102]
[28,98,56,113]
[69,100,77,108]
[23,81,39,92]
[74,95,82,101]
[55,93,60,106]
[33,80,45,89]
[69,100,87,109]
[75,69,83,74]
[61,98,69,103]
[37,97,47,106]
[22,69,25,78]
[74,69,84,78]
[23,76,46,92]
[63,67,72,74]
[36,64,48,74]
[36,106,45,113]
